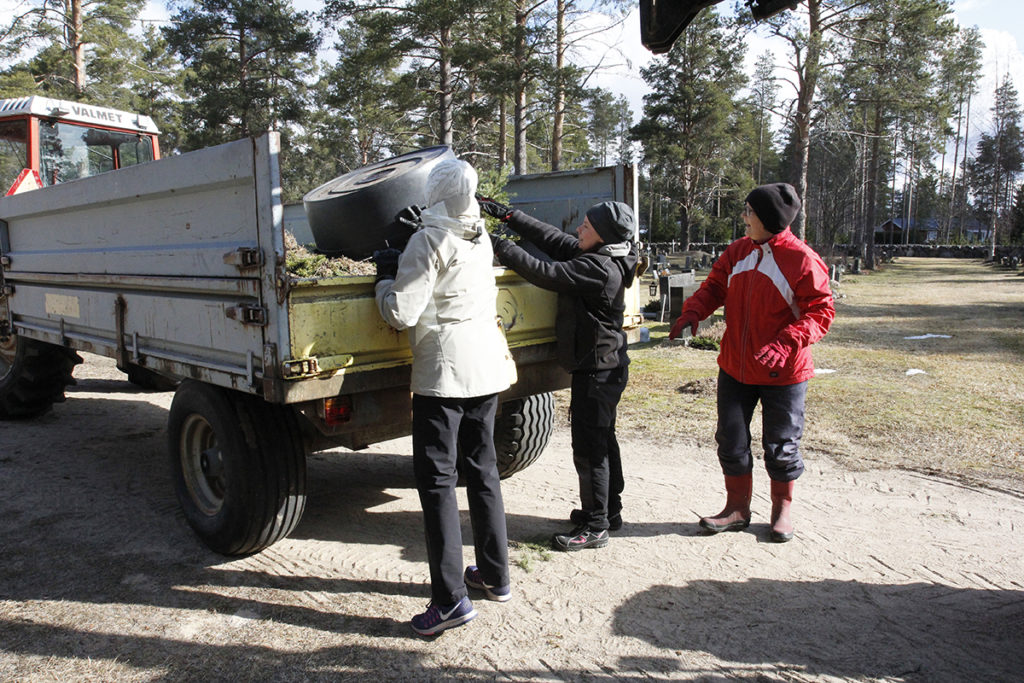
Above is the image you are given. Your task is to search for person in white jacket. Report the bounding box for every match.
[374,158,516,636]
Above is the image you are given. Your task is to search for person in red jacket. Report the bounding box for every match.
[669,182,834,542]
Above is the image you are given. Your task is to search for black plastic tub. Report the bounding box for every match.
[303,145,455,260]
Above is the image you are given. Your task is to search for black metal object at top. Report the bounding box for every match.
[640,0,802,54]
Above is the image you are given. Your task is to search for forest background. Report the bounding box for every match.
[3,0,1024,268]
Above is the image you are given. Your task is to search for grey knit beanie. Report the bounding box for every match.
[586,201,635,244]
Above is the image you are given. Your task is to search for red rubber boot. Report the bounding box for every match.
[770,479,795,542]
[699,473,752,533]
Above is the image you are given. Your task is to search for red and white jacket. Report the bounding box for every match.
[681,228,835,386]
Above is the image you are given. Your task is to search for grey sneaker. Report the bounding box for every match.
[552,525,609,551]
[463,565,511,602]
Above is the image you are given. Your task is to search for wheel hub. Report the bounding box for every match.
[179,414,225,516]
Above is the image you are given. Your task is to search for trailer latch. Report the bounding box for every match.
[225,303,267,326]
[223,247,264,269]
[282,354,355,378]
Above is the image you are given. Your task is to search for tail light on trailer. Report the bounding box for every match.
[321,396,353,426]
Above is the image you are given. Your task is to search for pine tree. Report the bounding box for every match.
[162,0,320,150]
[968,77,1024,255]
[841,0,955,267]
[0,0,147,99]
[630,8,746,243]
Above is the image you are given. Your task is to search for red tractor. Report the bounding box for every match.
[0,96,160,196]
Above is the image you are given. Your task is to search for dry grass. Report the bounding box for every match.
[284,231,376,277]
[616,257,1024,493]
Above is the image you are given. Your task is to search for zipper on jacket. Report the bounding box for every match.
[738,246,764,383]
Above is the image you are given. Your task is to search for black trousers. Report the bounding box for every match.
[715,369,807,482]
[570,366,628,531]
[412,393,509,605]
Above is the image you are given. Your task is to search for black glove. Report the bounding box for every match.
[390,205,423,250]
[396,204,423,229]
[372,248,402,284]
[477,195,512,222]
[489,233,514,263]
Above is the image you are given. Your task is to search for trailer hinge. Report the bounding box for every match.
[1,284,13,296]
[282,357,319,378]
[0,255,10,268]
[223,247,264,269]
[225,303,267,326]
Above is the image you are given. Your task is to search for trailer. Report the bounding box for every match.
[0,123,642,556]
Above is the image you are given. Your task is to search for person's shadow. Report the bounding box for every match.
[613,578,1024,680]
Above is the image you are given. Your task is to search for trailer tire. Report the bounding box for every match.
[493,392,554,479]
[0,334,81,419]
[168,380,307,556]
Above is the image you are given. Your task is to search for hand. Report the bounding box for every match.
[754,339,793,369]
[395,205,423,230]
[391,205,423,249]
[477,195,512,221]
[372,248,402,284]
[489,233,514,262]
[668,313,699,340]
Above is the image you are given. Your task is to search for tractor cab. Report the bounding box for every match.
[0,96,160,195]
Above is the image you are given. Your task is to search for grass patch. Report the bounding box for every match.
[621,258,1024,492]
[510,537,554,572]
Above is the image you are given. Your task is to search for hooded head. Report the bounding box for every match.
[585,201,635,244]
[425,158,479,218]
[744,183,801,234]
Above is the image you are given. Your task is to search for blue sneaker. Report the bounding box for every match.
[410,596,477,636]
[463,566,512,602]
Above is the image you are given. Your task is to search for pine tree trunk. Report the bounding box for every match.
[514,1,528,174]
[791,0,821,241]
[551,0,565,171]
[71,0,85,94]
[439,27,453,146]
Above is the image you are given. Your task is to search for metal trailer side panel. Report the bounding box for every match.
[0,135,281,393]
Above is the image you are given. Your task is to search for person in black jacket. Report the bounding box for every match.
[483,199,638,551]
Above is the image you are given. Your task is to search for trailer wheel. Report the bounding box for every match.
[0,334,81,419]
[493,392,554,478]
[168,380,307,556]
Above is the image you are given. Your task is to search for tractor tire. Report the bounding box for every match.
[167,380,307,556]
[0,334,81,419]
[493,392,555,479]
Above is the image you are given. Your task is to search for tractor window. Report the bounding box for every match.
[117,134,155,167]
[39,121,154,186]
[0,119,29,194]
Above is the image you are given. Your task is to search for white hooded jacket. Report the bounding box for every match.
[375,205,515,398]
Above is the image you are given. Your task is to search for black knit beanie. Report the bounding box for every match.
[745,183,801,234]
[586,201,635,244]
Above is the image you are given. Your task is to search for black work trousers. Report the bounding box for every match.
[715,369,807,482]
[570,365,628,531]
[412,393,509,605]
